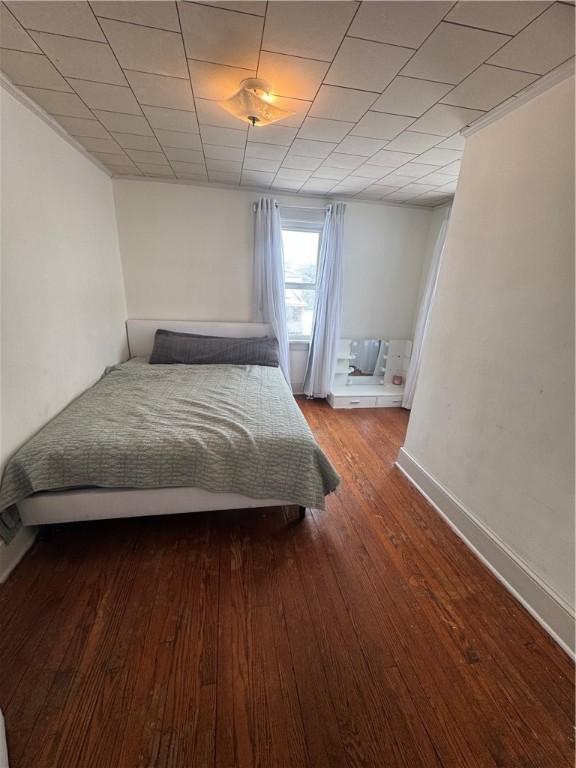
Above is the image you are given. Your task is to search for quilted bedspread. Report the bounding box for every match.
[0,359,340,543]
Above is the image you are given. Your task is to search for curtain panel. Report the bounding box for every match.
[402,208,451,409]
[303,203,346,398]
[253,197,290,380]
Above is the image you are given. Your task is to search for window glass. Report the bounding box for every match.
[282,228,320,339]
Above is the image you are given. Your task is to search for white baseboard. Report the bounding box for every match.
[396,447,575,658]
[0,526,37,584]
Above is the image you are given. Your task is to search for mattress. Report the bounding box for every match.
[0,358,339,542]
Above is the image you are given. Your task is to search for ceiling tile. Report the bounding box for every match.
[19,86,92,117]
[76,135,124,154]
[382,190,413,201]
[371,77,452,117]
[333,176,371,190]
[201,125,246,147]
[243,157,282,172]
[142,106,199,133]
[207,2,266,16]
[416,147,462,166]
[354,164,390,179]
[125,71,195,110]
[488,3,575,74]
[436,133,466,150]
[99,18,188,78]
[6,1,105,42]
[242,170,275,184]
[258,51,329,99]
[400,183,439,197]
[208,171,241,183]
[164,147,205,162]
[180,3,262,69]
[137,164,174,177]
[309,85,378,122]
[0,5,41,52]
[396,162,439,178]
[156,129,203,149]
[0,50,72,91]
[270,96,311,128]
[290,138,336,158]
[416,169,456,185]
[68,78,141,113]
[401,23,510,84]
[325,38,413,92]
[271,179,303,191]
[367,149,416,167]
[349,1,453,48]
[440,64,537,111]
[281,154,323,170]
[112,133,162,151]
[126,148,170,164]
[297,117,354,142]
[54,116,109,138]
[336,135,388,156]
[188,60,256,100]
[93,152,138,168]
[29,31,126,84]
[438,159,461,176]
[275,168,311,182]
[248,124,298,145]
[91,1,180,32]
[376,172,415,187]
[203,144,244,161]
[446,1,551,35]
[385,131,442,153]
[322,153,365,170]
[175,171,209,180]
[196,98,244,129]
[244,142,289,160]
[94,110,153,135]
[409,104,484,136]
[300,178,337,192]
[206,158,243,172]
[313,166,350,180]
[170,161,207,174]
[352,111,414,140]
[262,1,356,61]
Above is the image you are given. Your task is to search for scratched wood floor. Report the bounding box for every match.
[0,401,573,768]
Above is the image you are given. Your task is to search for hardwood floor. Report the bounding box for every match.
[0,401,573,768]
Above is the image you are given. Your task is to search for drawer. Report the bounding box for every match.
[330,395,378,409]
[376,394,404,408]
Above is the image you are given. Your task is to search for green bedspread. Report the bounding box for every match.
[0,359,339,543]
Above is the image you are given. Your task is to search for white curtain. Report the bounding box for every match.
[402,209,451,409]
[253,197,290,380]
[303,203,346,398]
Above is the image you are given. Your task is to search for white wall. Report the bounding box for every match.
[401,78,574,646]
[113,179,433,342]
[1,86,127,578]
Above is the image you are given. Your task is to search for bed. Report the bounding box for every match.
[0,320,339,540]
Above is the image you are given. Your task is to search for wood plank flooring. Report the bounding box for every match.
[0,400,573,768]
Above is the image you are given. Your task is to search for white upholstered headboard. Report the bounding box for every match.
[126,319,272,358]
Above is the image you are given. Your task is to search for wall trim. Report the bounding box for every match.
[0,526,37,584]
[396,447,575,659]
[462,59,575,138]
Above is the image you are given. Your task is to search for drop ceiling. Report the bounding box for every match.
[0,1,574,206]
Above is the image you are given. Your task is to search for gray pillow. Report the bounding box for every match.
[149,329,280,367]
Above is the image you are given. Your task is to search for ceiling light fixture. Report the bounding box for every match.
[218,78,293,127]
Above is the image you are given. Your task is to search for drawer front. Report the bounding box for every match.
[332,395,378,409]
[376,395,403,408]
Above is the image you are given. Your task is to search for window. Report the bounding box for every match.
[282,227,321,339]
